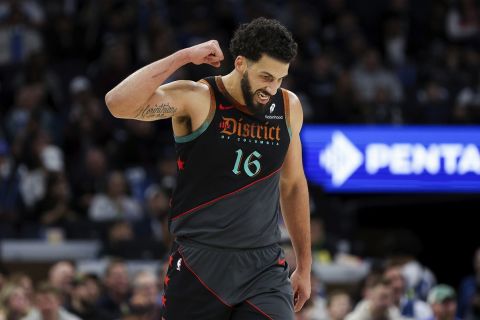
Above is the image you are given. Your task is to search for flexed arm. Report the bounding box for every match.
[105,40,224,121]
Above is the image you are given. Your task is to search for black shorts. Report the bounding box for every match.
[160,240,294,319]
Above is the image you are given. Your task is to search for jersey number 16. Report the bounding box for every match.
[232,149,262,177]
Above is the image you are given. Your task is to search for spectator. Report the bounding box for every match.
[457,247,480,319]
[426,284,461,320]
[330,70,362,122]
[63,76,113,173]
[17,129,62,212]
[306,52,338,122]
[128,270,162,319]
[0,139,23,223]
[0,284,31,320]
[351,49,403,106]
[65,273,110,320]
[345,277,407,320]
[0,1,43,66]
[8,273,33,305]
[383,263,432,319]
[454,74,480,123]
[88,170,143,222]
[0,265,8,292]
[446,0,480,43]
[296,298,321,320]
[21,282,80,320]
[69,147,108,215]
[320,290,352,320]
[47,261,75,306]
[97,259,131,319]
[101,220,135,259]
[136,184,172,248]
[384,230,437,301]
[35,172,77,227]
[365,86,403,124]
[415,80,451,124]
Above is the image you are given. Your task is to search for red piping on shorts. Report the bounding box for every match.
[246,300,274,319]
[178,247,233,308]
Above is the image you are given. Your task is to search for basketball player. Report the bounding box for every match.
[105,17,311,319]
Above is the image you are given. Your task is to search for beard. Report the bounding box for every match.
[240,72,274,119]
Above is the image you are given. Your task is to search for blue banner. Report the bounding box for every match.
[301,125,480,192]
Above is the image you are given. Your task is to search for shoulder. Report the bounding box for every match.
[163,79,210,96]
[164,79,212,119]
[59,308,82,320]
[413,299,432,318]
[20,309,39,320]
[460,275,476,286]
[281,89,303,133]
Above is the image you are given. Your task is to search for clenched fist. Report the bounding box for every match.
[187,40,224,68]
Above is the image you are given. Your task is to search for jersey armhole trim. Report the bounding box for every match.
[281,89,292,137]
[174,79,216,143]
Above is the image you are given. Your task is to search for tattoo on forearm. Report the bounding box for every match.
[135,103,177,119]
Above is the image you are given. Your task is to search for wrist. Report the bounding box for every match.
[295,264,312,274]
[296,255,312,273]
[171,48,192,68]
[296,251,312,271]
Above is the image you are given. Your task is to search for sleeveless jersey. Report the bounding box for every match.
[169,76,292,249]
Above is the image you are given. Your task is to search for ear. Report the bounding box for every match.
[234,56,248,74]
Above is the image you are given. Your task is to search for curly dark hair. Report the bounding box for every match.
[230,17,297,63]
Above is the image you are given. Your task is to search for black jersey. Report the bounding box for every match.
[169,76,292,248]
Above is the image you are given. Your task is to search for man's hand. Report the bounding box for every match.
[187,40,224,68]
[290,269,311,312]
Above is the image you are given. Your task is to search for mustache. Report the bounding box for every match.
[256,90,271,97]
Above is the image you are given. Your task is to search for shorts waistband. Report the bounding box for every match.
[175,237,279,252]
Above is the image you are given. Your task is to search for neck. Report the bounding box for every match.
[369,305,387,320]
[221,71,245,105]
[394,296,401,307]
[42,311,59,320]
[110,290,126,303]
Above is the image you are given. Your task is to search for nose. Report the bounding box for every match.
[265,85,278,96]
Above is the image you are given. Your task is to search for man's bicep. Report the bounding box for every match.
[281,91,306,186]
[133,80,202,121]
[281,132,305,188]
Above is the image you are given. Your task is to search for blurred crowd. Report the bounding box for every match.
[0,0,480,319]
[2,240,480,319]
[0,259,166,320]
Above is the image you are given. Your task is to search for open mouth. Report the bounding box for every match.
[256,91,270,104]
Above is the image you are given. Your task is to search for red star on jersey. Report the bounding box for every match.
[164,275,170,286]
[169,255,173,267]
[177,157,185,170]
[162,295,167,306]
